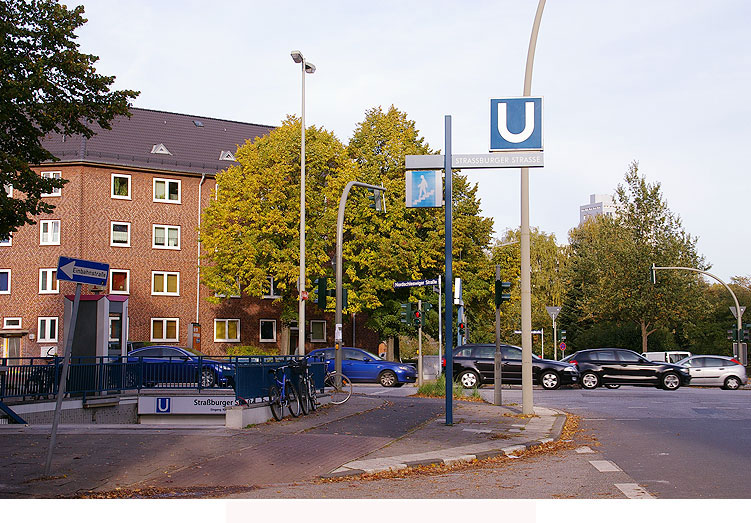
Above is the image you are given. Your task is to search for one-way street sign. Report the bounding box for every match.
[57,256,109,286]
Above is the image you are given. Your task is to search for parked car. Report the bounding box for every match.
[307,347,417,387]
[127,346,235,388]
[642,351,692,364]
[676,355,747,390]
[444,344,579,390]
[567,348,691,390]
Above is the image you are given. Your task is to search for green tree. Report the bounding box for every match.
[0,0,138,237]
[562,162,709,353]
[200,117,355,324]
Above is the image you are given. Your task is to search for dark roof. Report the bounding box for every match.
[39,107,274,175]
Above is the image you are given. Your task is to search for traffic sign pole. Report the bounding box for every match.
[494,265,503,406]
[444,115,454,426]
[418,300,423,387]
[44,282,81,476]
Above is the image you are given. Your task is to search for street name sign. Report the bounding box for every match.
[405,152,543,170]
[490,97,543,151]
[56,256,109,286]
[394,278,440,289]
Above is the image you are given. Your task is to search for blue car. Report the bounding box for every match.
[127,346,234,388]
[308,347,417,387]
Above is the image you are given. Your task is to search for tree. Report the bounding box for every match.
[562,161,709,353]
[0,0,139,238]
[200,117,354,324]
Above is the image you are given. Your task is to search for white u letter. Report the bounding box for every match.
[498,101,535,143]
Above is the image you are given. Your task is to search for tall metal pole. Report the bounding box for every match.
[45,282,81,476]
[444,115,454,425]
[438,276,442,376]
[521,0,546,415]
[418,299,423,387]
[553,317,558,360]
[494,264,503,406]
[298,56,306,356]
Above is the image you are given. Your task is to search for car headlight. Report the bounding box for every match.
[218,365,233,371]
[563,366,577,372]
[398,366,412,371]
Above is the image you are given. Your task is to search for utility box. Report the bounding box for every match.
[63,295,129,359]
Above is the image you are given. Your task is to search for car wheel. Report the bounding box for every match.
[457,370,480,389]
[581,372,599,390]
[540,370,561,390]
[379,370,398,387]
[723,376,742,390]
[605,383,621,389]
[201,368,216,388]
[661,372,681,390]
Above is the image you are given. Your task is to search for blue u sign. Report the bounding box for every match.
[156,397,171,413]
[490,97,543,151]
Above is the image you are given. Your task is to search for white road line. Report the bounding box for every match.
[615,483,655,499]
[575,446,595,454]
[462,428,492,434]
[627,406,648,409]
[583,418,607,421]
[614,419,639,421]
[589,460,622,472]
[369,390,391,395]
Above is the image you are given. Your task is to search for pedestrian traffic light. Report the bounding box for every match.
[743,328,750,342]
[423,302,433,312]
[494,281,511,307]
[458,322,466,337]
[315,278,327,310]
[367,188,383,212]
[558,329,567,341]
[400,302,412,324]
[412,310,423,328]
[342,288,349,311]
[728,328,739,341]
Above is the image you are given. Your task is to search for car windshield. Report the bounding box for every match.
[362,350,383,361]
[676,356,691,366]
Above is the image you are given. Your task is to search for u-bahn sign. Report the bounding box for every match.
[490,97,543,151]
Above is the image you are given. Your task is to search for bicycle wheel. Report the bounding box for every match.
[269,385,284,421]
[286,380,302,417]
[306,376,318,412]
[297,379,310,415]
[324,372,352,405]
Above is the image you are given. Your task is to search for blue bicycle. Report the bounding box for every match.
[268,364,302,420]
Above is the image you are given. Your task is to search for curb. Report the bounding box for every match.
[321,410,567,479]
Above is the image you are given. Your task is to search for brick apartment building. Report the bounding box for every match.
[0,108,377,359]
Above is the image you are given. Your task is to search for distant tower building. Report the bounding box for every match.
[579,194,618,223]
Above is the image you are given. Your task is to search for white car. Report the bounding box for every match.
[677,355,747,390]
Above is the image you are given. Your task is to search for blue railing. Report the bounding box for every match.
[0,355,325,402]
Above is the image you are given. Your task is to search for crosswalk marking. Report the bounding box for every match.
[615,483,654,499]
[589,460,622,472]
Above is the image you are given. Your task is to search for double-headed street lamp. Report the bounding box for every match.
[291,50,315,356]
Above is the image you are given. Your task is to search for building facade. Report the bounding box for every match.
[579,193,618,224]
[0,108,377,358]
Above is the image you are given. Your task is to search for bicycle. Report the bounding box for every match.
[290,358,316,415]
[268,364,302,421]
[323,371,352,405]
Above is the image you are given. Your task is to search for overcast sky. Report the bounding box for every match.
[74,0,751,282]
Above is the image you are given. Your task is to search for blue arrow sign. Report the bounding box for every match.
[56,256,109,286]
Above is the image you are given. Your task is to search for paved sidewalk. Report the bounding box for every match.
[0,393,566,498]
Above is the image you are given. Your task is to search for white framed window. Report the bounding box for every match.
[111,173,131,200]
[110,221,131,247]
[41,171,62,197]
[110,269,130,294]
[263,276,281,299]
[109,316,122,342]
[0,232,11,246]
[0,269,9,294]
[39,268,58,294]
[3,317,21,329]
[214,319,240,342]
[38,317,58,342]
[151,318,179,342]
[310,320,326,342]
[259,319,277,343]
[152,224,180,249]
[40,220,60,245]
[153,178,181,204]
[152,271,179,296]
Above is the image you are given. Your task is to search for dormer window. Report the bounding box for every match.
[151,143,172,155]
[219,150,236,161]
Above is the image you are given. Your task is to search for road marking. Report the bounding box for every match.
[462,428,492,434]
[615,483,654,499]
[583,418,607,421]
[614,419,639,421]
[575,446,595,454]
[627,406,648,409]
[589,460,622,472]
[369,390,391,395]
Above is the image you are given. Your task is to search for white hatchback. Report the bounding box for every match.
[677,355,747,390]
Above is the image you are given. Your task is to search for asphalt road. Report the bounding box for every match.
[354,383,751,498]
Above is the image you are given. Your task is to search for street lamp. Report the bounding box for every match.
[291,50,315,356]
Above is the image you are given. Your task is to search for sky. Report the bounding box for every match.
[72,0,751,283]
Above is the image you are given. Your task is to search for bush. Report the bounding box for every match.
[224,345,279,357]
[417,374,465,398]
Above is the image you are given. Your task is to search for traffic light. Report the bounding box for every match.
[342,288,349,311]
[315,278,327,310]
[558,329,567,341]
[728,329,739,342]
[458,322,466,337]
[367,188,383,212]
[743,328,750,343]
[423,302,433,312]
[400,302,412,324]
[494,281,511,307]
[413,309,423,328]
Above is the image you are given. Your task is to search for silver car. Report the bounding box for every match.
[677,355,747,390]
